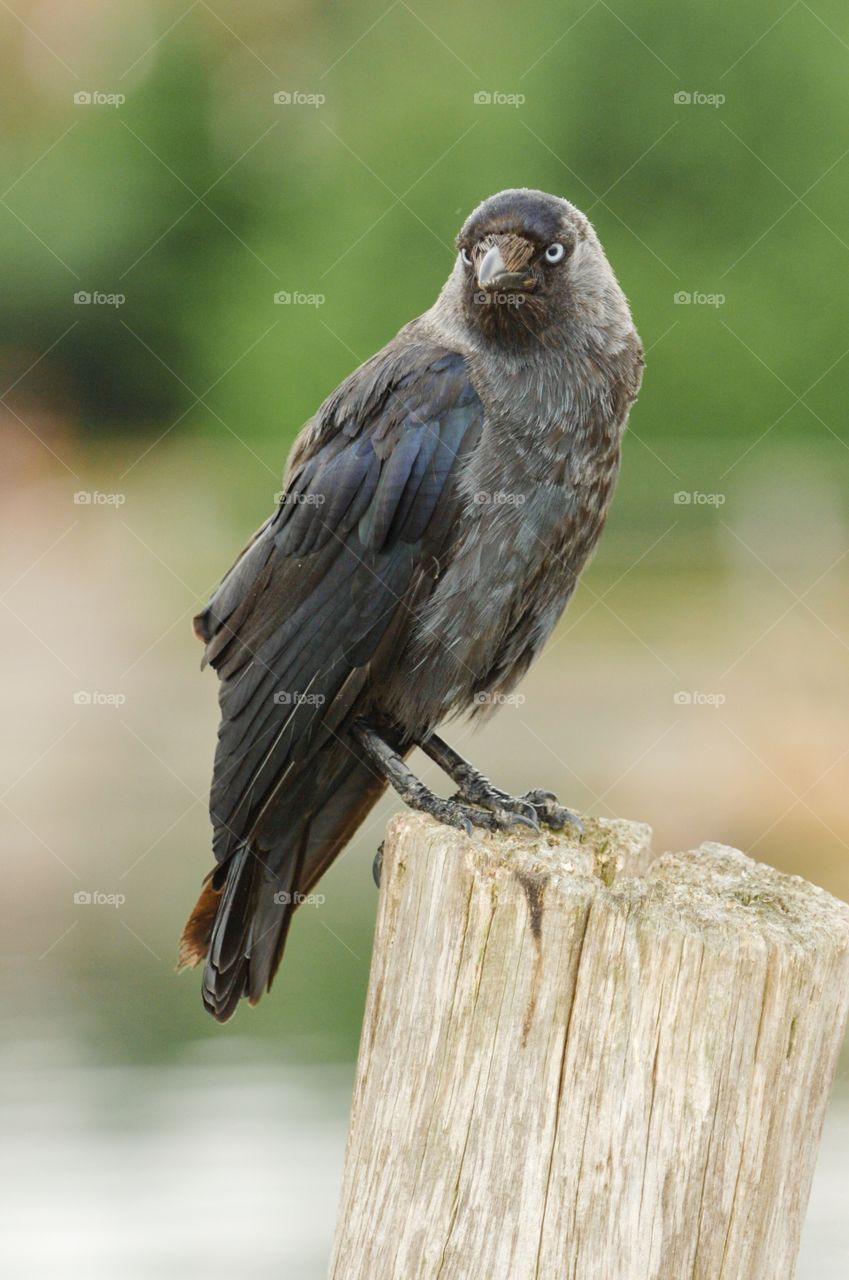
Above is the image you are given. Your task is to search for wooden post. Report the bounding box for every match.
[329,812,849,1280]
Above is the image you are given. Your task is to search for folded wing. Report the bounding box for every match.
[196,341,484,872]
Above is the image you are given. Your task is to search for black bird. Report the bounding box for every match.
[180,188,643,1021]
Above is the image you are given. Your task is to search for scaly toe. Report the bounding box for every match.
[520,790,583,833]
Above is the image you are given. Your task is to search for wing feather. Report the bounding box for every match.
[197,342,484,868]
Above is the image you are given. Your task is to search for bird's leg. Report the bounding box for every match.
[419,732,583,833]
[351,721,537,836]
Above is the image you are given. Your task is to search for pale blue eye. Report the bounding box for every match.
[545,243,566,263]
[460,247,472,266]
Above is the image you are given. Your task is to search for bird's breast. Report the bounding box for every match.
[375,351,633,732]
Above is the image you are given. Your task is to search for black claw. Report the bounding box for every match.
[523,789,557,805]
[545,806,583,834]
[508,812,540,833]
[543,811,568,831]
[515,790,582,833]
[372,842,384,888]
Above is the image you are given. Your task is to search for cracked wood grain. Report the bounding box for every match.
[328,814,849,1280]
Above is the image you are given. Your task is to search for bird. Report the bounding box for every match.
[179,187,644,1022]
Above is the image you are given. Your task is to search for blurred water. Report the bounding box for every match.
[0,1044,352,1280]
[1,1041,846,1278]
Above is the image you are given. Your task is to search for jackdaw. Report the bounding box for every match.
[180,187,644,1021]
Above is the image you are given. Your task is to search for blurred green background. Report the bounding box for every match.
[2,1,848,1276]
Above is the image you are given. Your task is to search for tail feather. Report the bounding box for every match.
[208,846,255,974]
[177,876,220,971]
[204,846,255,1020]
[179,754,388,1022]
[244,866,301,1006]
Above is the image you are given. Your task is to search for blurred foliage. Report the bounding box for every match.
[1,0,848,454]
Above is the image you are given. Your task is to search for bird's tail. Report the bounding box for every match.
[178,754,387,1022]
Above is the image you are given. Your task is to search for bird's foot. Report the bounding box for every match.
[417,733,583,835]
[518,789,583,833]
[450,780,582,835]
[447,777,537,828]
[414,788,538,836]
[353,724,582,893]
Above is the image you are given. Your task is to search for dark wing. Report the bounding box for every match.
[195,342,484,868]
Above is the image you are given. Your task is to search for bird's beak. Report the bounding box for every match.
[476,237,535,291]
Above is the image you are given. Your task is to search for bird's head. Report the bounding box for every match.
[447,188,632,353]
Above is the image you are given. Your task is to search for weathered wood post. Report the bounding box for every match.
[329,812,849,1280]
